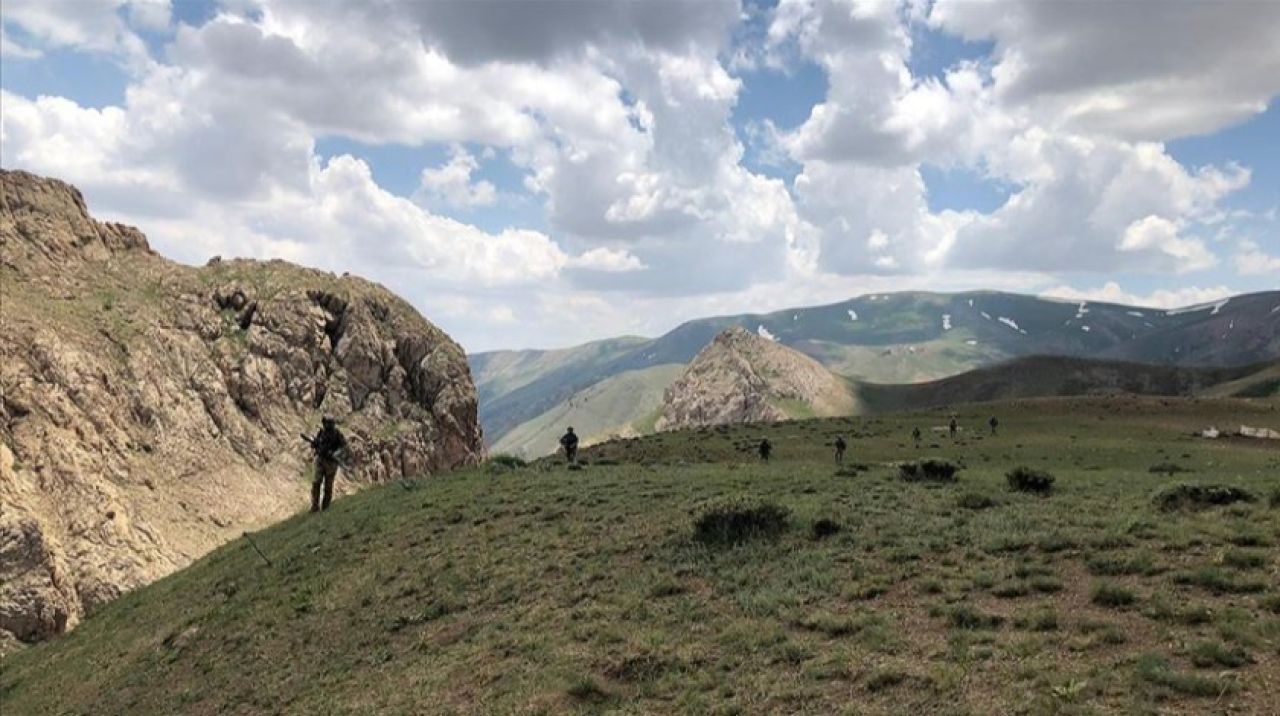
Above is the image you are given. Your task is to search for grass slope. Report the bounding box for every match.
[6,397,1279,715]
[492,363,684,458]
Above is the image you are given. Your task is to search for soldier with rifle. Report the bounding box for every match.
[302,416,348,512]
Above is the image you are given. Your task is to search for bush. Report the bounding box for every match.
[693,497,790,544]
[1148,462,1192,475]
[487,453,527,469]
[899,460,959,482]
[957,492,998,510]
[810,518,841,540]
[1006,466,1055,494]
[1270,487,1280,508]
[1152,483,1254,511]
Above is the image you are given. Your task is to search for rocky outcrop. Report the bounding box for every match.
[655,327,856,431]
[0,170,483,650]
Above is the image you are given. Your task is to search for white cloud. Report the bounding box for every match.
[566,247,646,273]
[415,145,497,209]
[1233,239,1280,276]
[2,0,1276,351]
[929,0,1280,141]
[1118,215,1215,273]
[1040,282,1236,310]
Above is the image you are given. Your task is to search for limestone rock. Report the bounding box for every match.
[655,327,857,431]
[0,170,484,648]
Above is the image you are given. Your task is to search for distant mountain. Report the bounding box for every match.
[655,327,856,432]
[471,290,1280,455]
[857,356,1279,414]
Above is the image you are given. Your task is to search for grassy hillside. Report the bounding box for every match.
[491,363,683,458]
[5,397,1279,715]
[472,290,1280,450]
[857,356,1279,414]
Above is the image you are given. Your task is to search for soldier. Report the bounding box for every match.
[559,427,579,464]
[989,416,999,436]
[758,437,772,462]
[303,416,347,513]
[912,426,922,447]
[949,417,958,439]
[834,435,847,465]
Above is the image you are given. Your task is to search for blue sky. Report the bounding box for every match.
[2,0,1277,351]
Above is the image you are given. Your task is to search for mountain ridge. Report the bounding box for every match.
[473,289,1280,454]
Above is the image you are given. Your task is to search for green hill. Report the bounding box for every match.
[491,363,684,457]
[471,291,1280,453]
[857,356,1280,414]
[5,396,1279,715]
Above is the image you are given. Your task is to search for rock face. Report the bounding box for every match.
[0,170,483,650]
[655,327,857,431]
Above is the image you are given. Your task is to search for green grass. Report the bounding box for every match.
[3,396,1279,715]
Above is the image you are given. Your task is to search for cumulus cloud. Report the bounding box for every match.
[2,0,1276,350]
[415,145,497,209]
[929,0,1280,140]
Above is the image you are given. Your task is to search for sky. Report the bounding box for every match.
[2,0,1278,352]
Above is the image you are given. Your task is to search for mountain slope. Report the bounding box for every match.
[3,397,1278,714]
[0,170,483,648]
[473,290,1280,452]
[655,327,856,431]
[491,363,684,457]
[856,356,1279,414]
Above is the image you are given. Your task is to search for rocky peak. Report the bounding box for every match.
[0,170,483,651]
[1,170,151,267]
[654,327,857,431]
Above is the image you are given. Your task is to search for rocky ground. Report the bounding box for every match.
[0,170,484,650]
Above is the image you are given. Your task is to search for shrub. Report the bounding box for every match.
[957,492,997,510]
[487,453,527,469]
[899,460,959,482]
[1091,582,1137,608]
[1270,488,1280,508]
[693,497,790,544]
[810,518,841,540]
[1006,466,1054,494]
[1152,484,1254,511]
[1148,462,1191,476]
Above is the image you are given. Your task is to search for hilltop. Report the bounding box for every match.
[0,170,483,650]
[473,290,1280,456]
[655,327,856,431]
[3,396,1278,714]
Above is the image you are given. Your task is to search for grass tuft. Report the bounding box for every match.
[1091,582,1137,608]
